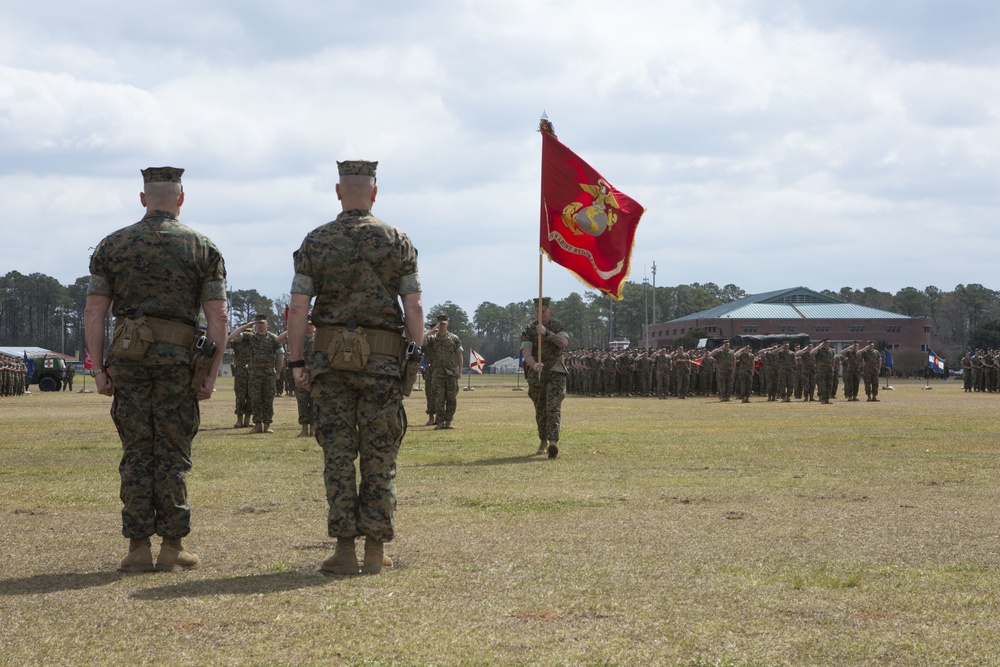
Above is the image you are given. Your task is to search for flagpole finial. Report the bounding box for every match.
[538,113,555,137]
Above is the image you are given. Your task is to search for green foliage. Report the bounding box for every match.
[968,320,1000,351]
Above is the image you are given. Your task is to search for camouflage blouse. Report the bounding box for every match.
[88,211,226,364]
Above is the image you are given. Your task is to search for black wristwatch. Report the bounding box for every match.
[287,359,307,369]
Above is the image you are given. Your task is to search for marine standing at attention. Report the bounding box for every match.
[285,159,423,575]
[424,314,463,430]
[84,166,227,573]
[521,297,570,458]
[233,314,284,433]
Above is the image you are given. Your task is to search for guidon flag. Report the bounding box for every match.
[539,118,646,300]
[469,349,486,374]
[83,349,93,371]
[927,349,946,374]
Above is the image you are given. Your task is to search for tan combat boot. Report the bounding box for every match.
[547,443,559,459]
[242,414,251,427]
[155,537,200,572]
[361,537,392,574]
[425,415,435,426]
[263,422,274,434]
[234,414,244,428]
[535,440,548,456]
[297,424,310,438]
[118,537,154,573]
[320,537,359,575]
[249,422,263,434]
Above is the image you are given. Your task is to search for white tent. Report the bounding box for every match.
[489,356,521,374]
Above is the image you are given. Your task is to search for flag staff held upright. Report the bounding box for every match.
[537,114,556,366]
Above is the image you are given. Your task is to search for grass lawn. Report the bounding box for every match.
[1,374,998,666]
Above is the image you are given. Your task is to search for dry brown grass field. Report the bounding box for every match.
[1,374,999,666]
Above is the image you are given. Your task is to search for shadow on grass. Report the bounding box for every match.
[410,454,542,468]
[0,571,122,595]
[130,571,332,599]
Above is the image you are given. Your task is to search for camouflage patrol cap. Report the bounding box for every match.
[337,160,378,177]
[436,314,449,322]
[141,167,184,184]
[254,313,268,322]
[534,297,551,308]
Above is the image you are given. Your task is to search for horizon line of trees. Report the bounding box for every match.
[4,271,1000,369]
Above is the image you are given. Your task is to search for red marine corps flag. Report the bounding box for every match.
[539,116,646,300]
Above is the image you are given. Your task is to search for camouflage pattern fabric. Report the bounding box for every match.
[520,317,569,444]
[231,336,251,415]
[814,346,836,403]
[295,335,314,425]
[112,364,198,538]
[238,331,283,423]
[861,348,882,399]
[424,331,462,422]
[88,209,226,540]
[291,207,419,543]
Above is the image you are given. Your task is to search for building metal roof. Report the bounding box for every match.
[670,286,912,322]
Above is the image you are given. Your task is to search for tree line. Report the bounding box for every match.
[4,271,1000,368]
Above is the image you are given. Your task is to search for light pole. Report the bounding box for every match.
[643,274,649,350]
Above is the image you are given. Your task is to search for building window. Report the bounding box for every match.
[672,329,676,336]
[849,325,865,333]
[742,325,758,333]
[779,325,795,333]
[924,326,931,333]
[886,325,901,333]
[921,344,928,352]
[815,325,830,333]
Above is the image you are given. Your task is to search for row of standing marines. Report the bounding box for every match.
[564,340,885,404]
[82,161,569,578]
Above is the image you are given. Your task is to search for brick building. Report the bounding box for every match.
[642,287,931,353]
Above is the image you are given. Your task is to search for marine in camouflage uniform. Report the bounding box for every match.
[295,325,316,437]
[421,361,435,424]
[521,297,570,458]
[812,339,836,404]
[860,341,882,402]
[286,159,423,575]
[234,314,284,432]
[709,342,735,401]
[796,344,816,401]
[228,326,253,426]
[843,343,864,401]
[424,314,463,429]
[734,345,755,403]
[84,166,227,573]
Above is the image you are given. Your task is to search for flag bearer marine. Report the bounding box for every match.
[520,297,570,458]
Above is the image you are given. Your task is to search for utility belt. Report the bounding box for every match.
[250,362,275,369]
[111,314,198,360]
[114,315,198,348]
[314,325,404,358]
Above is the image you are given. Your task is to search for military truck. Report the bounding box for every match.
[26,355,67,391]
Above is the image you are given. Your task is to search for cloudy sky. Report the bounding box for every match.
[2,0,997,318]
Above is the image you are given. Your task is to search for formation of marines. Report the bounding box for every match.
[962,349,1000,393]
[564,339,884,404]
[0,356,28,396]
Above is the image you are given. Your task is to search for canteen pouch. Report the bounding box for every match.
[400,341,420,397]
[327,326,370,372]
[111,316,153,361]
[190,337,218,391]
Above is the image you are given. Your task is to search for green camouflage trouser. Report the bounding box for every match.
[233,367,250,415]
[526,370,566,444]
[429,367,458,422]
[111,363,199,539]
[295,385,313,425]
[249,370,275,423]
[311,370,406,543]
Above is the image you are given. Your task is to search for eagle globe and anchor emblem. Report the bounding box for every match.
[561,179,620,237]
